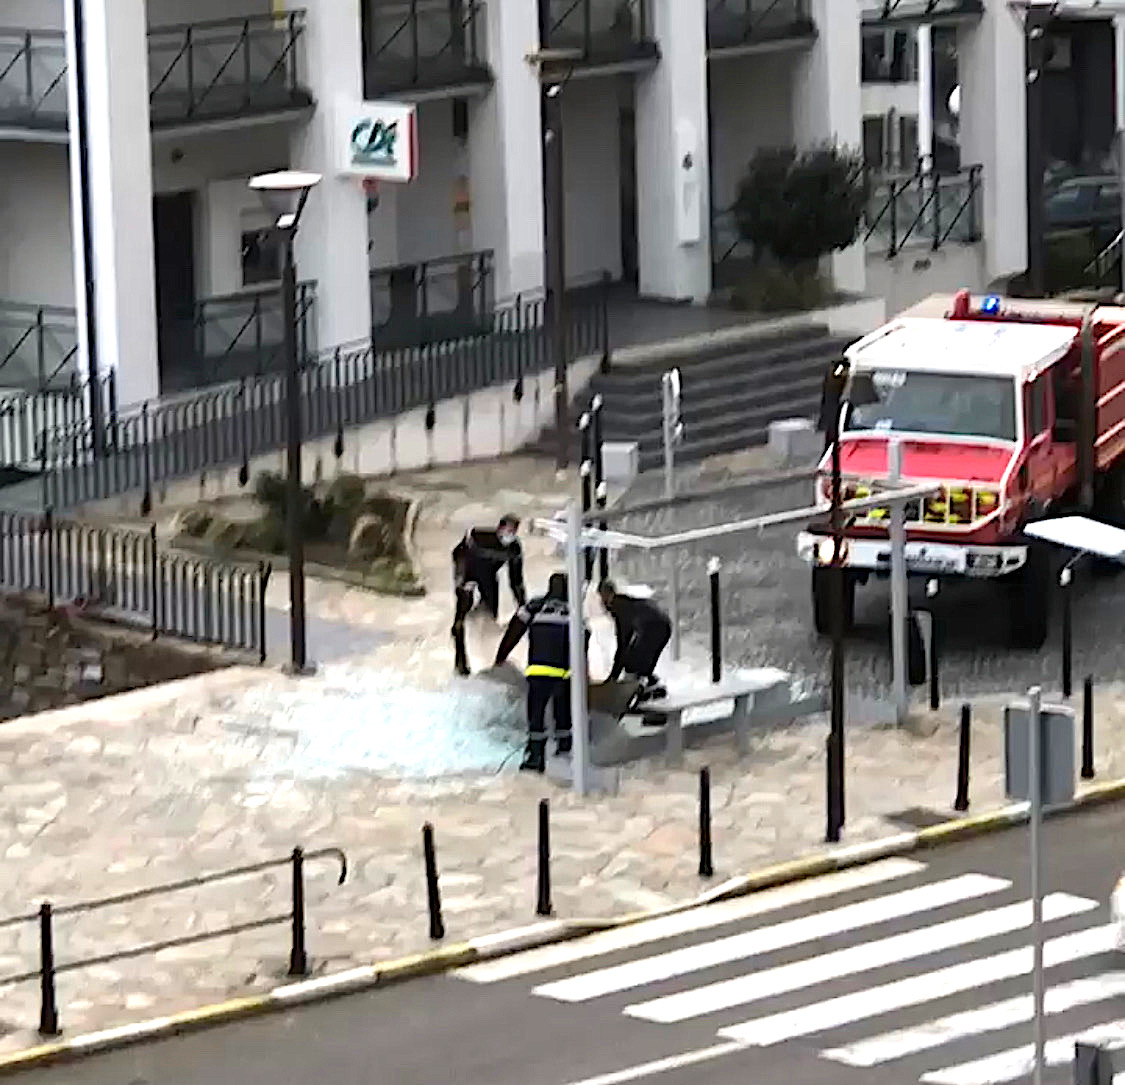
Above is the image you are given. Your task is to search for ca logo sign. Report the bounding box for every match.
[351,118,398,166]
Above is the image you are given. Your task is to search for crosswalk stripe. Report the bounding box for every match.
[920,1019,1125,1085]
[454,858,925,984]
[532,872,1008,1003]
[718,922,1117,1047]
[625,894,1094,1024]
[822,971,1125,1067]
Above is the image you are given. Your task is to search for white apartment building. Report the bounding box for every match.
[0,0,1067,407]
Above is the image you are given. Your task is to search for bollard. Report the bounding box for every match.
[288,846,308,976]
[1082,675,1095,779]
[699,768,714,878]
[38,902,59,1037]
[1061,567,1073,699]
[536,799,552,917]
[928,614,940,711]
[954,704,971,812]
[709,558,722,684]
[423,823,445,940]
[825,732,841,844]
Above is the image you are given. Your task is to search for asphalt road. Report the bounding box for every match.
[19,804,1125,1085]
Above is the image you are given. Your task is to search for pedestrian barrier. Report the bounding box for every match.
[0,508,271,658]
[537,800,553,918]
[33,289,610,513]
[954,703,971,812]
[423,823,445,941]
[1082,675,1095,780]
[699,767,714,878]
[0,846,347,1037]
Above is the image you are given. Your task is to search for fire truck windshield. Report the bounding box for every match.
[844,369,1018,443]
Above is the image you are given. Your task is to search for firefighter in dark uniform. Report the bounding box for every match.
[598,579,671,699]
[451,514,526,676]
[495,572,575,773]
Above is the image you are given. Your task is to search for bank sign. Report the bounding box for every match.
[339,100,417,183]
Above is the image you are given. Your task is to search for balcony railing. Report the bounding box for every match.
[156,284,316,395]
[0,30,68,131]
[864,164,982,257]
[706,0,815,51]
[862,0,983,26]
[371,251,494,350]
[364,0,491,96]
[541,0,658,68]
[0,14,309,134]
[147,12,310,127]
[0,302,79,390]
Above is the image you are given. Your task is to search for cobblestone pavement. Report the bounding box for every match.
[0,451,1120,1051]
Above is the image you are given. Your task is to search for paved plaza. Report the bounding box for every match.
[0,453,1121,1052]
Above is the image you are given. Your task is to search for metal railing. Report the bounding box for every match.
[371,250,495,350]
[147,11,308,125]
[37,286,611,512]
[0,510,271,656]
[1083,228,1123,285]
[0,301,79,389]
[0,28,68,129]
[864,0,983,23]
[706,0,814,49]
[364,0,489,95]
[0,846,345,1036]
[541,0,657,65]
[179,282,317,388]
[865,164,983,256]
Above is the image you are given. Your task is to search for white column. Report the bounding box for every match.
[957,0,1027,284]
[636,0,710,303]
[64,0,159,406]
[469,0,545,302]
[287,0,372,351]
[917,23,933,173]
[792,0,865,294]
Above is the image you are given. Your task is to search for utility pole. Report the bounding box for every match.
[826,359,848,842]
[1024,4,1052,296]
[543,76,568,471]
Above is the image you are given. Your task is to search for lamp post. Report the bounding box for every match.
[249,170,322,675]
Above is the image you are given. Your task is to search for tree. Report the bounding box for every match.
[734,145,866,270]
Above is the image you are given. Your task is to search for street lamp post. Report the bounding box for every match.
[249,170,322,675]
[825,359,849,843]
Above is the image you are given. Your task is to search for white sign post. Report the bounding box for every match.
[888,439,909,726]
[661,369,683,661]
[1028,684,1045,1085]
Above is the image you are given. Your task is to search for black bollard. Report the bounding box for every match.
[288,846,308,976]
[39,902,59,1037]
[1082,675,1095,780]
[954,704,971,812]
[825,732,841,844]
[699,768,714,878]
[928,612,940,712]
[709,558,721,684]
[1061,570,1073,699]
[423,823,445,940]
[536,800,552,917]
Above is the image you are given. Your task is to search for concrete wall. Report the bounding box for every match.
[0,144,74,308]
[147,0,272,27]
[95,354,603,517]
[562,78,623,286]
[862,82,918,120]
[5,1,63,31]
[865,244,988,317]
[709,53,795,212]
[150,126,289,193]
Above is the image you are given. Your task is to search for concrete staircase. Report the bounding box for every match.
[538,323,850,472]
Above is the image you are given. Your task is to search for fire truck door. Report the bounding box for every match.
[1025,377,1057,510]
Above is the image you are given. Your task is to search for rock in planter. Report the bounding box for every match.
[173,507,213,539]
[202,514,249,554]
[367,558,424,597]
[348,514,399,562]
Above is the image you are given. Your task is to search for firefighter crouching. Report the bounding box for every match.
[495,572,581,774]
[598,579,671,702]
[451,514,526,676]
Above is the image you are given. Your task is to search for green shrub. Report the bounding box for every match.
[730,264,832,314]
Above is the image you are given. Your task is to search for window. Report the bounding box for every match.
[863,116,886,172]
[241,229,280,287]
[1027,378,1047,436]
[845,370,1018,443]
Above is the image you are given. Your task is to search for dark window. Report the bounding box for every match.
[241,229,280,286]
[863,116,886,172]
[1027,378,1048,435]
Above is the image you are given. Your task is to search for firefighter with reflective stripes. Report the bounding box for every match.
[494,572,576,774]
[451,514,526,676]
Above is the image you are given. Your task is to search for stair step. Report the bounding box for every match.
[606,322,833,373]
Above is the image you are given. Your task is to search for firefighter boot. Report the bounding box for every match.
[556,733,572,757]
[452,623,470,677]
[520,740,546,773]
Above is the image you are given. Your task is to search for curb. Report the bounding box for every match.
[4,778,1125,1075]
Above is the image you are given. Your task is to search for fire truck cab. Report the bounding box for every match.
[796,290,1125,649]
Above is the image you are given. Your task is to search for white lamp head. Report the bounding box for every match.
[249,170,322,227]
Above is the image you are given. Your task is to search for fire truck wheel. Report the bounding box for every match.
[812,566,855,637]
[1005,543,1050,650]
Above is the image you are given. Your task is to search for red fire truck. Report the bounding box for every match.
[797,290,1125,649]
